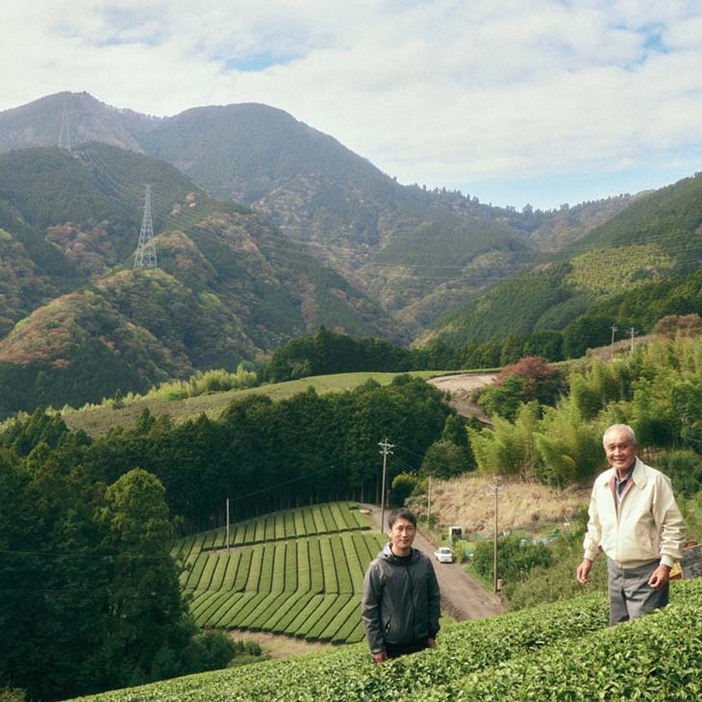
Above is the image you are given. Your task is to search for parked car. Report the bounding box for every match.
[434,546,454,563]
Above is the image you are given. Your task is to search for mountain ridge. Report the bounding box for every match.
[1,91,700,416]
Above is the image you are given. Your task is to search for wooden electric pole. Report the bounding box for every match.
[490,482,503,593]
[378,438,394,533]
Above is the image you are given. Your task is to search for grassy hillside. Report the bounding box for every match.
[57,371,445,436]
[68,578,702,701]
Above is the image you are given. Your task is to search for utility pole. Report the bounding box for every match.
[133,184,158,269]
[629,327,637,354]
[378,438,394,533]
[610,324,618,359]
[427,475,432,525]
[490,482,502,593]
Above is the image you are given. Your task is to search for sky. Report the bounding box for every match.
[4,0,702,211]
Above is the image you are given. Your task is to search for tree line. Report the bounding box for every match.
[257,307,702,392]
[3,259,702,421]
[0,458,237,701]
[0,376,453,699]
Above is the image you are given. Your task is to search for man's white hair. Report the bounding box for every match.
[603,424,637,446]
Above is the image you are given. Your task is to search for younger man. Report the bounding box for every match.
[361,508,441,662]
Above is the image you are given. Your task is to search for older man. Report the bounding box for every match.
[576,424,686,625]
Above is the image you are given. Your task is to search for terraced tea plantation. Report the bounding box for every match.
[70,578,702,701]
[172,502,386,644]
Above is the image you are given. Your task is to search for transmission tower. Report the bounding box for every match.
[133,185,158,269]
[58,106,74,150]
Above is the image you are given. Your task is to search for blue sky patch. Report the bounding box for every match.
[225,51,298,72]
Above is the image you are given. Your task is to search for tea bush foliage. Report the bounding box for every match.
[174,503,386,644]
[69,578,702,702]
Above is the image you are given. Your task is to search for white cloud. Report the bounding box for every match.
[2,0,702,209]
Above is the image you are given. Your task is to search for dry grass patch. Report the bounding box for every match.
[410,473,591,537]
[230,631,332,659]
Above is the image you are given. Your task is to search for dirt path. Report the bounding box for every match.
[427,372,497,419]
[231,629,333,658]
[362,504,505,621]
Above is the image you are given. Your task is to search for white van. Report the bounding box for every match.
[434,546,454,563]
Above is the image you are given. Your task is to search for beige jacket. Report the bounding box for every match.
[583,457,686,569]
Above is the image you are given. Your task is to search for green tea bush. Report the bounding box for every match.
[68,579,702,702]
[450,586,702,700]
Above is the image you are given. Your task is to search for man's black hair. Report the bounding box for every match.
[387,508,417,528]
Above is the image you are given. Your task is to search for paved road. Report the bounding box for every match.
[363,504,505,621]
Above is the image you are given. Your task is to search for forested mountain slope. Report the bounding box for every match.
[0,92,636,331]
[428,172,702,349]
[0,144,397,415]
[1,92,701,415]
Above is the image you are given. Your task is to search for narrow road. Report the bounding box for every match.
[427,372,497,420]
[363,504,505,621]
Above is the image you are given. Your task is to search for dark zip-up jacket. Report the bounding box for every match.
[361,544,441,654]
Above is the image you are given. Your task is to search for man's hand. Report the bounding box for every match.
[427,637,436,649]
[372,649,387,663]
[576,558,592,584]
[648,564,671,590]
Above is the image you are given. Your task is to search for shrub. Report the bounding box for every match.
[473,533,553,595]
[0,689,26,702]
[181,630,239,674]
[658,449,702,497]
[391,472,419,506]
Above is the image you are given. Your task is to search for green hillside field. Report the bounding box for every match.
[68,577,702,701]
[173,502,385,645]
[59,370,456,436]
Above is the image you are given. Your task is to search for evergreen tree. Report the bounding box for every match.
[96,469,194,689]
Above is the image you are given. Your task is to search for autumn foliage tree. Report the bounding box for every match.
[478,356,566,420]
